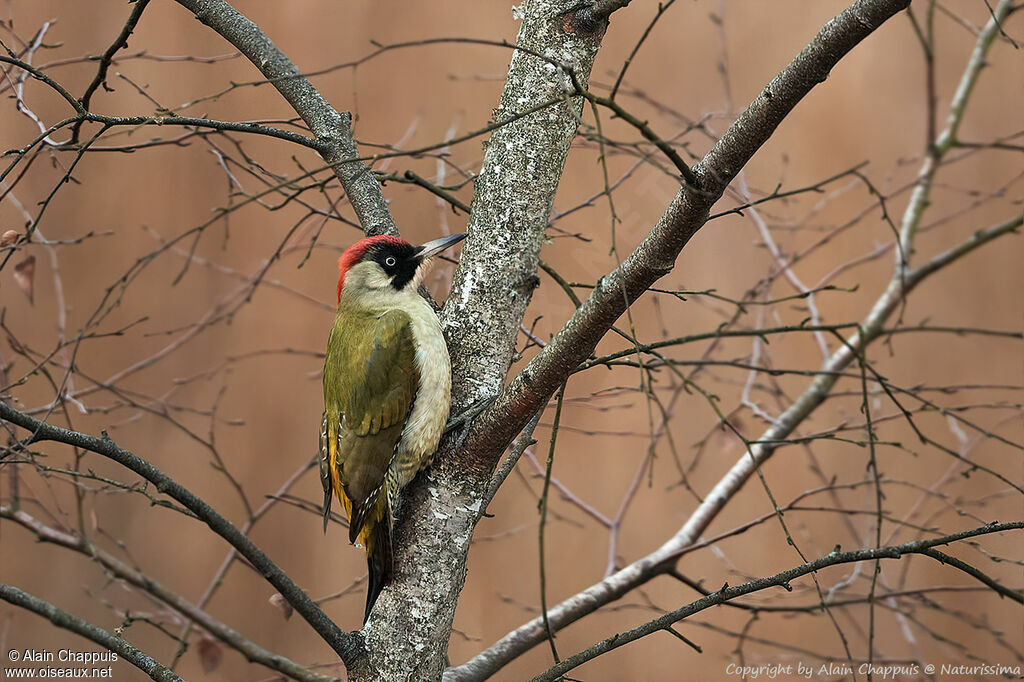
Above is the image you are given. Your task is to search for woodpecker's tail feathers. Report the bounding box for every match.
[349,491,393,623]
[362,510,393,624]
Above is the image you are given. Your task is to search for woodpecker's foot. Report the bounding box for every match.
[444,396,496,435]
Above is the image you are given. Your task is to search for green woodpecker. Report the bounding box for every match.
[320,232,465,624]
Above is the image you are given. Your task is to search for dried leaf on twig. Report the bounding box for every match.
[269,592,293,620]
[14,255,35,304]
[197,634,222,674]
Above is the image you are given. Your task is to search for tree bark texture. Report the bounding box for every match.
[358,2,604,680]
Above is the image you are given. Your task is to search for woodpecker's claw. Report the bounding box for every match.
[444,396,496,434]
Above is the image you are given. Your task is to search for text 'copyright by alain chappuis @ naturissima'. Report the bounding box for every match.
[725,661,1023,679]
[5,648,119,678]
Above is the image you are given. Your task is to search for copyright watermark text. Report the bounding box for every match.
[4,649,118,678]
[724,660,1023,679]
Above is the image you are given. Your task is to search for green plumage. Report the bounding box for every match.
[321,302,419,622]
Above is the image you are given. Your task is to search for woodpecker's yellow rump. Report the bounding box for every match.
[320,232,464,623]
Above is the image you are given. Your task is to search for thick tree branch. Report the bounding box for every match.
[0,402,363,667]
[0,583,184,682]
[171,0,396,236]
[572,0,633,30]
[357,1,606,679]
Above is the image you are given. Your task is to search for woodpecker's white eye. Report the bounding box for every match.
[384,256,397,267]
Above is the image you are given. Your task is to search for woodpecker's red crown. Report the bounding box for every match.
[337,235,412,302]
[336,233,466,302]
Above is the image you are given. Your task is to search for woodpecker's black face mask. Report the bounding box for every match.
[366,241,420,290]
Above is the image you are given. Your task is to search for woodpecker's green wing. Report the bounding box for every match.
[323,307,418,543]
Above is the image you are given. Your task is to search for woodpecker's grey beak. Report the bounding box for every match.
[417,233,466,260]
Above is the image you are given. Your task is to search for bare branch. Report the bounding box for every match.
[1,2,1016,680]
[0,507,336,682]
[0,583,183,682]
[530,523,1023,682]
[171,0,396,236]
[72,0,153,141]
[0,402,364,666]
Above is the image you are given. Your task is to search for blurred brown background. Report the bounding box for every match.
[1,1,1021,680]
